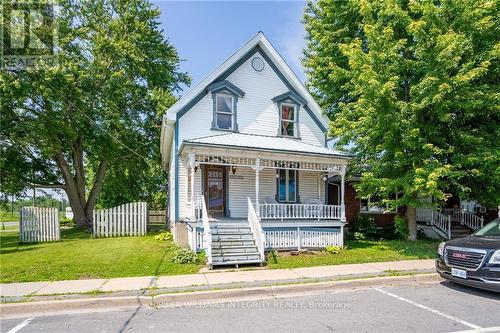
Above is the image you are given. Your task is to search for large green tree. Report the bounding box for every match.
[304,0,499,239]
[1,0,188,228]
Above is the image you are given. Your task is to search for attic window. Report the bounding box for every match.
[207,80,244,132]
[215,93,234,130]
[272,92,305,138]
[280,103,296,137]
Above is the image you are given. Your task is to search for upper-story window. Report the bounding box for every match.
[272,91,306,139]
[280,103,296,137]
[215,93,234,130]
[207,80,245,132]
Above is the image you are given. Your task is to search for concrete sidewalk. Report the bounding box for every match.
[0,259,434,299]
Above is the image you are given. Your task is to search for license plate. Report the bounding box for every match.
[451,268,467,279]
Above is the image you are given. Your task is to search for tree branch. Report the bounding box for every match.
[28,182,66,189]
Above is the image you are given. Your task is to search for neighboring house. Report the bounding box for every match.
[324,140,493,239]
[160,32,351,267]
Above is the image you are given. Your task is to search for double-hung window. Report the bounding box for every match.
[280,103,296,137]
[215,93,234,130]
[278,169,298,202]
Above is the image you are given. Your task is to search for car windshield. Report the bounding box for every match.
[474,219,500,237]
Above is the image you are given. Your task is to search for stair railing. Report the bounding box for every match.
[248,197,265,261]
[460,210,484,231]
[200,195,212,267]
[429,210,451,239]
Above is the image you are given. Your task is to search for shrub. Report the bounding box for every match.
[352,214,377,239]
[376,226,396,240]
[267,249,278,264]
[325,245,342,254]
[394,215,409,239]
[154,230,173,241]
[353,232,366,240]
[171,248,198,264]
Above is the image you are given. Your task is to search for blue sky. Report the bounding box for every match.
[155,1,308,91]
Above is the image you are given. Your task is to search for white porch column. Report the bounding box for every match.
[188,152,196,219]
[340,165,347,222]
[255,158,260,216]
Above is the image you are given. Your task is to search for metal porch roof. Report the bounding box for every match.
[182,133,351,158]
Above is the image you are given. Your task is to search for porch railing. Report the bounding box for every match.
[248,198,265,261]
[459,210,484,231]
[259,203,342,220]
[441,208,483,231]
[416,208,451,239]
[199,195,212,267]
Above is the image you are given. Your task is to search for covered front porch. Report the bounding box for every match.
[182,151,347,226]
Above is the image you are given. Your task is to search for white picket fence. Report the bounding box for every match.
[19,207,60,243]
[93,202,147,237]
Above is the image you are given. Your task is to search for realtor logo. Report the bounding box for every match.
[1,1,58,69]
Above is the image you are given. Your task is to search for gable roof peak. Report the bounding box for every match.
[164,32,329,130]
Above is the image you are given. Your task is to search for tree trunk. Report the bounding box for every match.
[407,206,417,240]
[54,148,108,230]
[66,187,91,228]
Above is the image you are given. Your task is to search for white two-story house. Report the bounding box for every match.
[161,32,351,268]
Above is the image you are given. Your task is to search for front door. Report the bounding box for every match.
[204,165,225,217]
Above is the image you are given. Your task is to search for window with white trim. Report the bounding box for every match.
[215,92,234,130]
[280,103,296,137]
[277,169,298,202]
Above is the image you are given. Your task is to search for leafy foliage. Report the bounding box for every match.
[267,249,278,264]
[171,248,199,264]
[351,214,378,239]
[325,245,342,254]
[154,230,173,241]
[304,0,500,237]
[1,0,189,226]
[394,215,409,239]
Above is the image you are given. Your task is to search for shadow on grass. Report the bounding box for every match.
[0,227,92,255]
[61,227,92,240]
[0,232,39,255]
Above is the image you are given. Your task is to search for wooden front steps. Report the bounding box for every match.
[209,223,265,268]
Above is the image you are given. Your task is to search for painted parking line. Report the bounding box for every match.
[6,318,34,333]
[374,288,481,330]
[448,327,500,333]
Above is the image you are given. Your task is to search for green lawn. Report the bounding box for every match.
[0,211,19,223]
[0,227,204,283]
[0,226,439,283]
[267,239,439,269]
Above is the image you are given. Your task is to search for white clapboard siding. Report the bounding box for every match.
[93,202,147,238]
[178,51,324,147]
[19,207,60,243]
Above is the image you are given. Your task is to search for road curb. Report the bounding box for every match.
[0,273,441,319]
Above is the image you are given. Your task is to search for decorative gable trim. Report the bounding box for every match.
[206,80,245,97]
[272,91,306,105]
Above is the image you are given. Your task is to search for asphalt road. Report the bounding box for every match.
[1,280,499,333]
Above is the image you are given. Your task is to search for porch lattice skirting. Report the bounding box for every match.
[187,226,343,252]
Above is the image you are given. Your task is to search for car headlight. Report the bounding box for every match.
[438,242,446,257]
[489,250,500,264]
